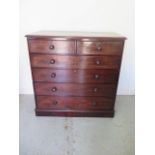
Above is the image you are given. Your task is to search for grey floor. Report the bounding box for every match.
[19,95,135,155]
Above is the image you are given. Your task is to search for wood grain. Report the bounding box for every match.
[32,68,119,83]
[35,109,114,117]
[34,83,116,97]
[30,54,121,69]
[36,96,114,110]
[28,40,75,54]
[77,41,123,55]
[26,31,126,117]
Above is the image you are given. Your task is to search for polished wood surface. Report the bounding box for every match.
[35,109,114,117]
[36,96,114,110]
[32,68,119,83]
[28,40,75,54]
[77,41,123,55]
[34,83,116,97]
[26,31,126,39]
[26,31,126,117]
[30,54,121,69]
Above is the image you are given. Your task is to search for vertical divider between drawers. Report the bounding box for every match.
[75,40,77,55]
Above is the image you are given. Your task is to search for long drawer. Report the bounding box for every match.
[34,83,117,97]
[30,54,121,69]
[36,96,114,110]
[32,68,119,83]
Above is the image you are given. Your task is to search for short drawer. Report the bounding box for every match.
[34,83,116,97]
[30,54,121,69]
[32,68,118,83]
[77,41,123,55]
[36,96,114,110]
[28,40,75,54]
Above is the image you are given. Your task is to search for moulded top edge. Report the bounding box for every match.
[25,31,127,40]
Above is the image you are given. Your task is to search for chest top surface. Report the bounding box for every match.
[26,31,126,40]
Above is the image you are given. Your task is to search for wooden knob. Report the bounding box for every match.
[52,101,58,105]
[94,88,98,92]
[94,74,99,79]
[50,59,55,64]
[97,46,102,51]
[96,60,100,65]
[51,73,56,78]
[49,45,55,50]
[51,87,57,92]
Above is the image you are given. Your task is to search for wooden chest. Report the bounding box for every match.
[26,31,126,117]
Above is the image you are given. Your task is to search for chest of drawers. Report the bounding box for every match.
[26,31,126,117]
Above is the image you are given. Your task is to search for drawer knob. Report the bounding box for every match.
[97,46,102,51]
[92,101,97,106]
[51,87,57,92]
[51,73,56,78]
[96,60,100,65]
[49,45,55,50]
[52,101,58,105]
[50,59,55,64]
[93,88,98,92]
[94,74,99,79]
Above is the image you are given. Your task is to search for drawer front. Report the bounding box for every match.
[33,68,118,83]
[36,96,114,110]
[34,83,116,97]
[28,40,75,54]
[77,41,123,55]
[30,54,121,69]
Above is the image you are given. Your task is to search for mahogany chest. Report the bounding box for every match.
[26,31,126,117]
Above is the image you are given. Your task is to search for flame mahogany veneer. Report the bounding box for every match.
[26,31,126,117]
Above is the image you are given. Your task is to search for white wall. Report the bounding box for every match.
[20,0,134,95]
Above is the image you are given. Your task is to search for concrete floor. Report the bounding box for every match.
[19,95,135,155]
